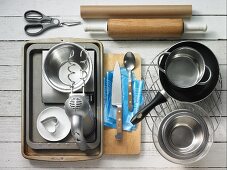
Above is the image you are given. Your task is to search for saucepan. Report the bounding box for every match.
[131,41,220,124]
[157,47,212,88]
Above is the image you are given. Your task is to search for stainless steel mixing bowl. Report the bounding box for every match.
[152,103,214,164]
[43,42,92,93]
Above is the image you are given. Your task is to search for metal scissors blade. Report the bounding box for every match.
[61,21,82,26]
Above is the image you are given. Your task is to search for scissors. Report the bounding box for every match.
[24,10,81,36]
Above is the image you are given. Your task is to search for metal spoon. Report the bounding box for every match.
[124,52,136,111]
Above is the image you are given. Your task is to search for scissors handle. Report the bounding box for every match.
[24,10,51,22]
[24,19,60,36]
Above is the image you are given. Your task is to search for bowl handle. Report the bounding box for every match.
[157,52,171,74]
[198,65,212,85]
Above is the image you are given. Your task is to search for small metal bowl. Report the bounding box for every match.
[43,42,92,93]
[153,103,214,164]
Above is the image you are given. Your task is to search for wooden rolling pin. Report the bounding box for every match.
[81,5,192,18]
[85,19,207,38]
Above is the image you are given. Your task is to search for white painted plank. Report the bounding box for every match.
[0,143,226,168]
[0,90,225,117]
[0,0,226,16]
[0,117,225,142]
[0,66,21,90]
[0,16,226,40]
[0,42,22,65]
[0,65,226,90]
[0,40,226,65]
[0,117,21,142]
[0,91,21,116]
[1,168,226,170]
[102,40,227,64]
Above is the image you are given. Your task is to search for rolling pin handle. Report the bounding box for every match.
[84,23,107,32]
[184,23,207,33]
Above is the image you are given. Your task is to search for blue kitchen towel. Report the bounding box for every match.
[104,67,144,131]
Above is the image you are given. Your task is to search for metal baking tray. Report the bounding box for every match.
[24,42,102,150]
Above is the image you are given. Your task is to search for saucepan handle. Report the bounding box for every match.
[157,51,171,74]
[130,91,168,125]
[198,65,212,85]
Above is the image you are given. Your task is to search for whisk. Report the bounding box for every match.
[67,49,89,94]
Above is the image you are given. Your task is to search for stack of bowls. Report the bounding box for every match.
[152,103,214,164]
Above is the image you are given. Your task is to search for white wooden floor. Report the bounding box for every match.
[0,0,226,169]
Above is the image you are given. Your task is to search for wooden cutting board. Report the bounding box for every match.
[103,53,141,155]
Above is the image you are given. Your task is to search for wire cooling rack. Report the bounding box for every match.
[142,50,223,133]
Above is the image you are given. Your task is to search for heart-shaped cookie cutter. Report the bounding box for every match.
[41,116,59,134]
